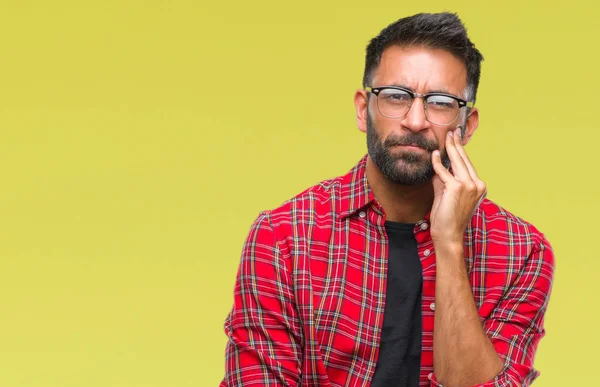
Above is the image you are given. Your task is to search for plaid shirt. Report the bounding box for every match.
[221,155,554,387]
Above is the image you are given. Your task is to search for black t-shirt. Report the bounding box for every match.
[370,221,423,387]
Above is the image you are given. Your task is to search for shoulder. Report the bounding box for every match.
[474,198,554,256]
[263,175,344,224]
[251,155,368,234]
[250,174,345,237]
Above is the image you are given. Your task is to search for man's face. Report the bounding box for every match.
[358,45,477,186]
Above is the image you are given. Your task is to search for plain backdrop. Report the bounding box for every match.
[0,1,597,386]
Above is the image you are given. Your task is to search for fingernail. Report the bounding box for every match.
[433,150,440,157]
[448,131,454,138]
[455,128,461,135]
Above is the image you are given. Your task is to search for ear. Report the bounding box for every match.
[462,107,479,146]
[354,90,369,133]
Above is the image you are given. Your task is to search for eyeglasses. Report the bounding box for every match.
[365,86,474,126]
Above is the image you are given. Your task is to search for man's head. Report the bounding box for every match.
[354,12,484,186]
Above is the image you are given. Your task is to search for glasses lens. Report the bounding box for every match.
[377,88,412,118]
[425,95,460,125]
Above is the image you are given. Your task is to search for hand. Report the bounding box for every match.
[430,128,487,247]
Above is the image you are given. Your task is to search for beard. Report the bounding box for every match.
[366,111,451,186]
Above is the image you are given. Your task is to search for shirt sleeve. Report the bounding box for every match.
[220,213,303,387]
[429,236,555,387]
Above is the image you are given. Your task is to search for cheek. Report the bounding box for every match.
[368,111,393,135]
[433,130,449,149]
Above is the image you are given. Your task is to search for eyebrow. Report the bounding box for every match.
[385,83,454,95]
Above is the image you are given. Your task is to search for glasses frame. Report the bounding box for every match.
[365,86,475,126]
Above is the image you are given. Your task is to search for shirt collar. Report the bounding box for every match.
[337,155,377,219]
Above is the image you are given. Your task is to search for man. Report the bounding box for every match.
[220,12,554,387]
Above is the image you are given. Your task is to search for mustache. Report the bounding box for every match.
[383,133,439,152]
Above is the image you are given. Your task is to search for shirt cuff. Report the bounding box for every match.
[428,363,537,387]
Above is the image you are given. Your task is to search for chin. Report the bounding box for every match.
[394,158,428,169]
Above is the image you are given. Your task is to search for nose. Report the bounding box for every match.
[402,97,430,132]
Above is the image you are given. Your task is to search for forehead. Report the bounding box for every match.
[373,45,468,95]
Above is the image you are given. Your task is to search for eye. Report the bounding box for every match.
[426,95,457,109]
[379,89,412,103]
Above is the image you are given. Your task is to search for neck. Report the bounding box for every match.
[365,156,434,223]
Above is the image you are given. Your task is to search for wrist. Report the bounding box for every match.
[432,236,464,253]
[433,241,466,267]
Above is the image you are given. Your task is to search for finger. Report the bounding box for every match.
[431,173,445,199]
[431,150,454,184]
[453,127,479,181]
[445,130,471,181]
[454,128,488,197]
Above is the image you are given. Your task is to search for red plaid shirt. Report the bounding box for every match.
[221,155,554,387]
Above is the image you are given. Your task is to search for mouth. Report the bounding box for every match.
[391,144,428,151]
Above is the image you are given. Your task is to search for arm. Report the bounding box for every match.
[432,242,503,386]
[429,129,554,386]
[431,239,554,387]
[220,213,302,387]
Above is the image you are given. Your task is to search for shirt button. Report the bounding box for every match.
[420,222,428,230]
[359,211,366,218]
[430,302,435,311]
[428,373,433,380]
[424,248,431,257]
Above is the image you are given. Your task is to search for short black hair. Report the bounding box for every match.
[362,12,484,102]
